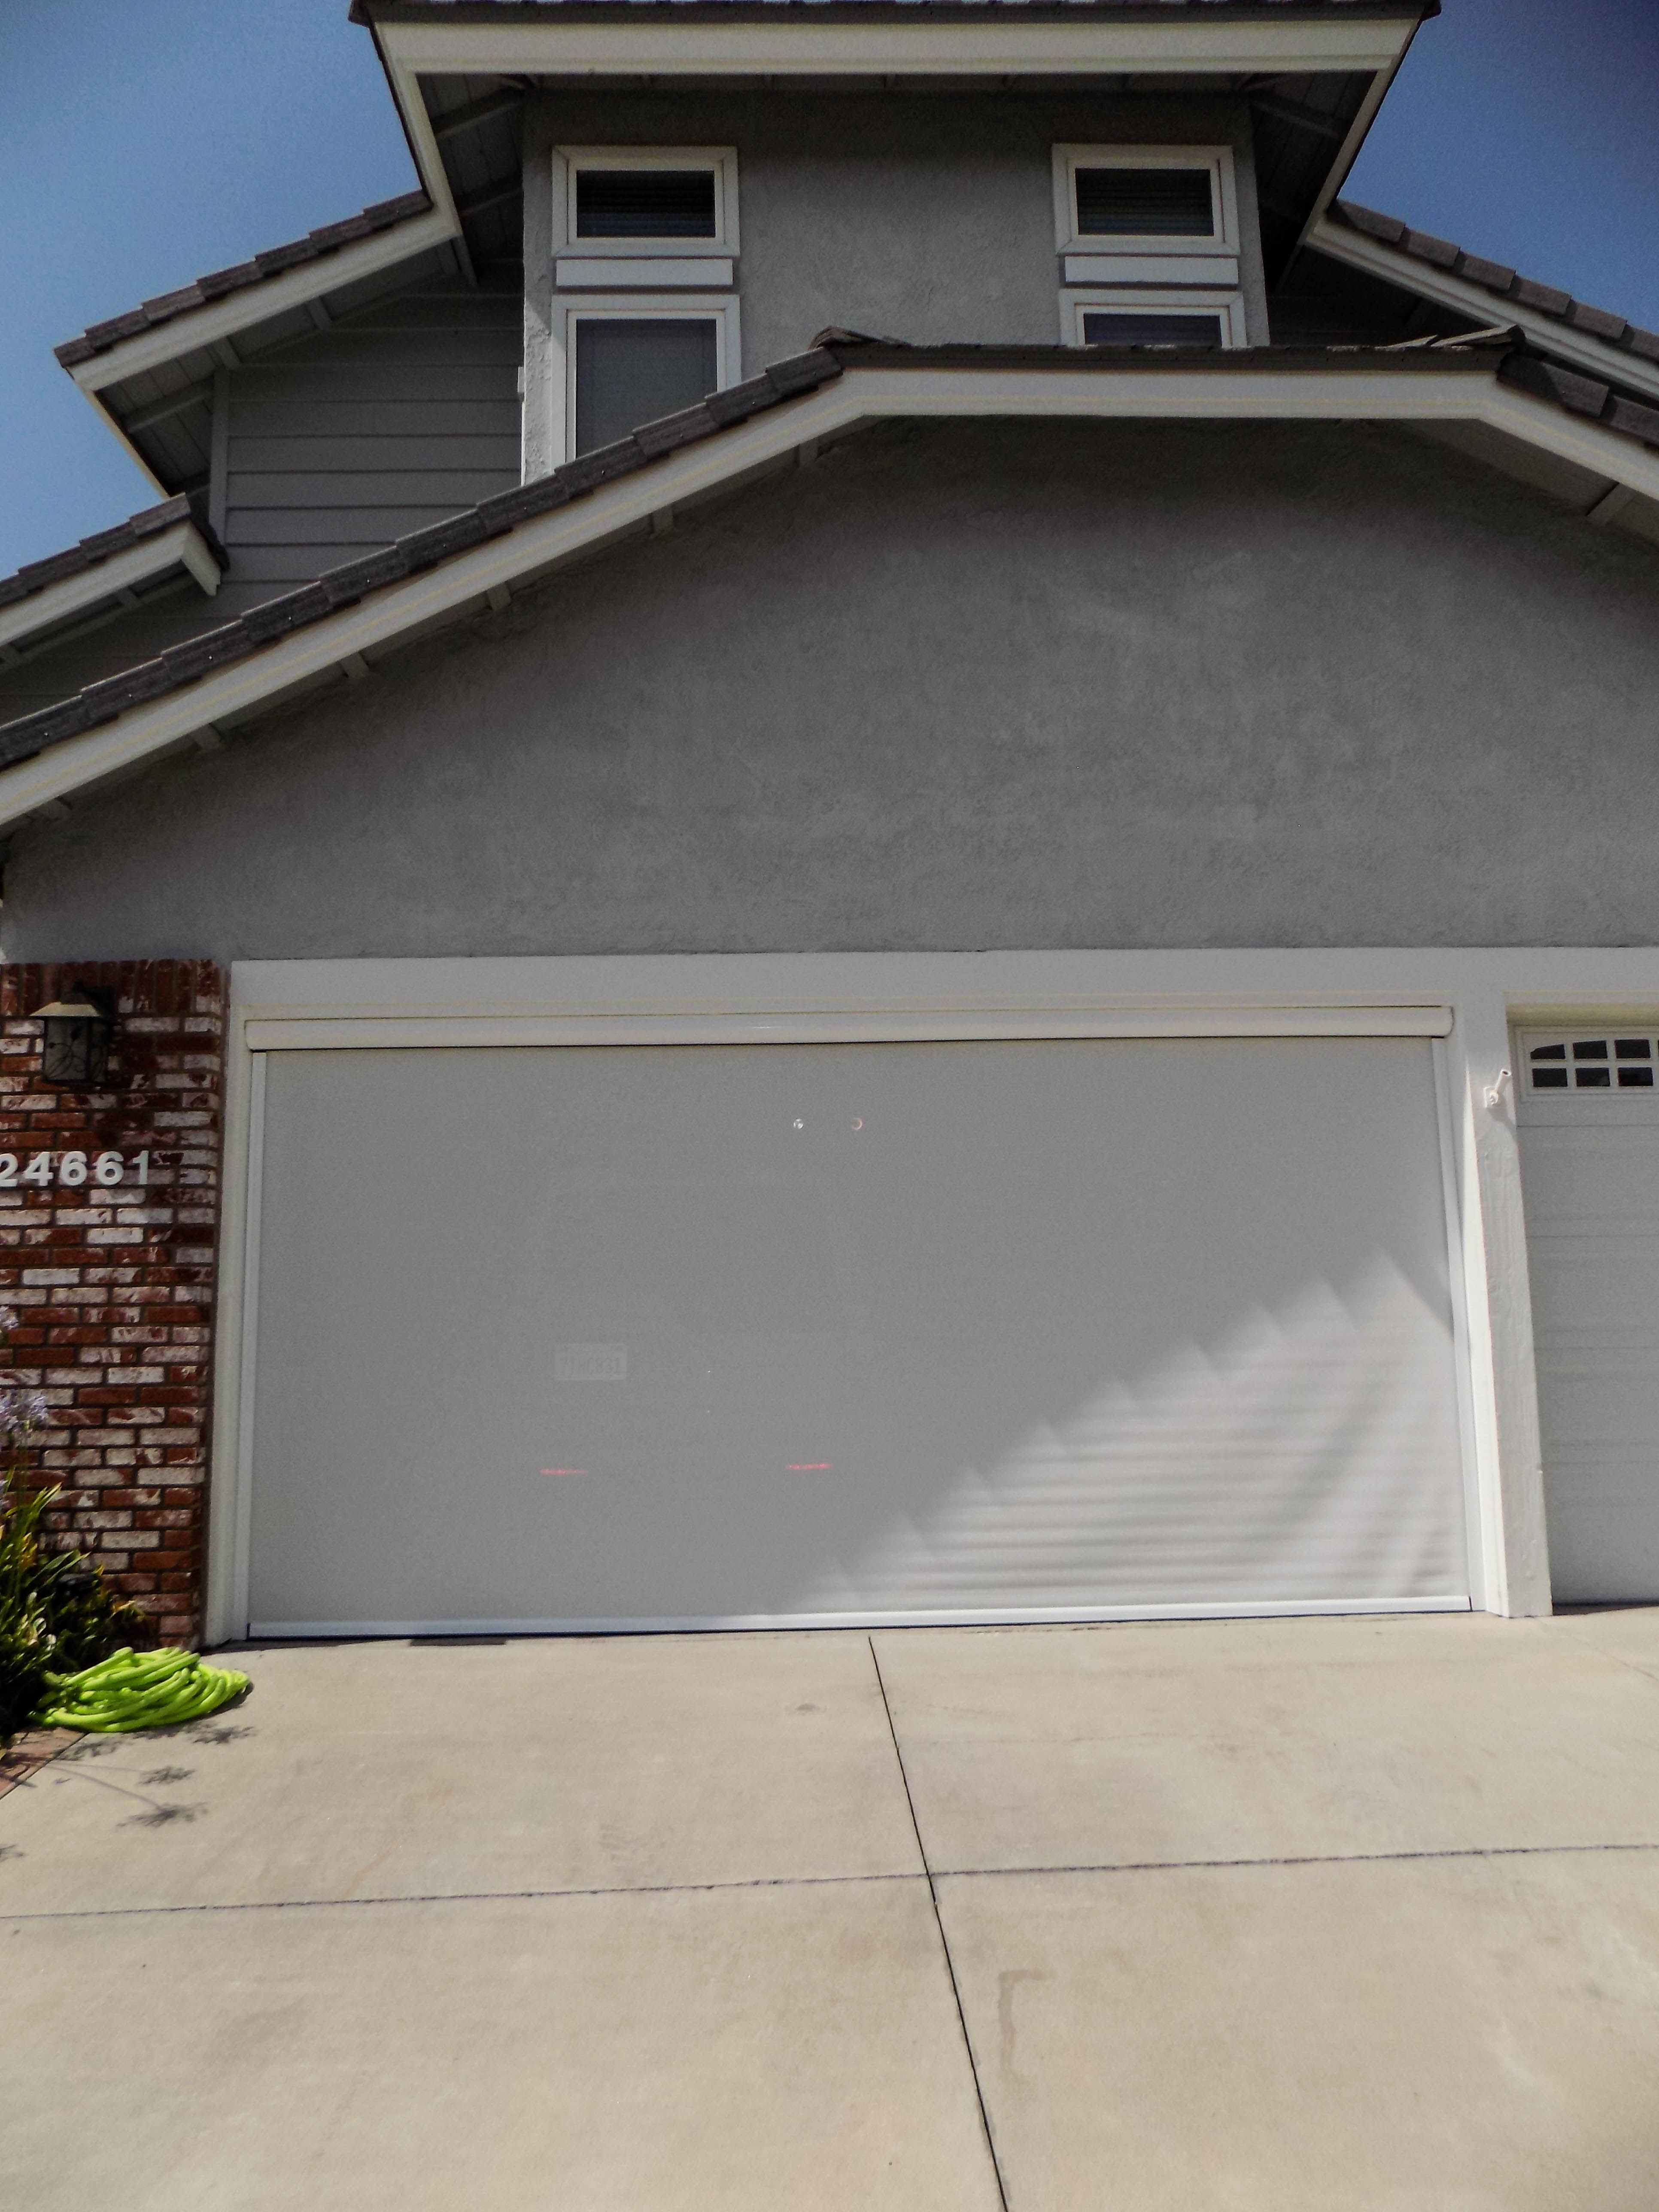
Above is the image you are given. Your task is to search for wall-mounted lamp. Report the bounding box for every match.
[32,984,117,1089]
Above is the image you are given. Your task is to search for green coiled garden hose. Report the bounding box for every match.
[33,1646,251,1733]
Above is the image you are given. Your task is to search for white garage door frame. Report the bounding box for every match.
[204,948,1659,1644]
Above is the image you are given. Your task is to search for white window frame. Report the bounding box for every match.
[554,146,740,275]
[1052,143,1239,260]
[1063,289,1247,351]
[558,296,741,462]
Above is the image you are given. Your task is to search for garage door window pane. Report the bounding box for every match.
[574,319,720,455]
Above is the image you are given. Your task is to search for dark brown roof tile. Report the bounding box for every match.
[0,495,222,616]
[1404,229,1460,269]
[1605,394,1659,446]
[1456,253,1515,291]
[54,190,432,368]
[1570,302,1630,343]
[634,403,721,458]
[1331,201,1659,369]
[1499,352,1609,418]
[1510,275,1575,316]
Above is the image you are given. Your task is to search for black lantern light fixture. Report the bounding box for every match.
[32,984,117,1089]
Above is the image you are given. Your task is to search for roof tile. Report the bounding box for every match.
[0,495,216,616]
[1509,275,1575,317]
[634,403,721,458]
[705,376,780,427]
[1570,301,1629,343]
[1331,201,1659,371]
[158,630,257,686]
[1455,253,1515,291]
[476,480,571,530]
[54,189,432,368]
[1404,229,1460,269]
[1605,394,1659,446]
[1499,352,1610,419]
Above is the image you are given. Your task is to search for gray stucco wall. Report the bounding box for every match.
[9,417,1659,961]
[521,92,1269,478]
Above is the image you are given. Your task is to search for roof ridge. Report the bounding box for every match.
[55,190,433,370]
[1331,200,1659,367]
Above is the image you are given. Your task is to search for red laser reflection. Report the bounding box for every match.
[541,1468,588,1477]
[786,1463,833,1471]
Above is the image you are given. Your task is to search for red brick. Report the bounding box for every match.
[1,961,222,1644]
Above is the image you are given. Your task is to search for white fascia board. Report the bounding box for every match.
[379,50,465,237]
[0,523,219,656]
[1308,218,1659,410]
[66,207,458,395]
[376,14,1415,79]
[1295,45,1405,249]
[9,360,1659,833]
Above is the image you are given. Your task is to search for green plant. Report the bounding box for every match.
[0,1312,148,1745]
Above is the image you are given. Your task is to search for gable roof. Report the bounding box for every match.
[1310,201,1659,403]
[0,496,225,661]
[6,329,1659,836]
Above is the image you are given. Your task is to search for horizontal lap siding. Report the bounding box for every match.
[0,283,526,726]
[221,288,522,595]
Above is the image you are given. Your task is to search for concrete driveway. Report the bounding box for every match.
[5,1610,1659,2211]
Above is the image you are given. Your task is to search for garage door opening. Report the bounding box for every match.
[243,1038,1471,1633]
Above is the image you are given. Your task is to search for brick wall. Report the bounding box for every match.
[0,962,224,1643]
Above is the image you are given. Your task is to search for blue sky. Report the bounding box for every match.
[2,0,1656,575]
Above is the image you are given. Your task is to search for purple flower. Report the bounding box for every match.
[0,1387,52,1437]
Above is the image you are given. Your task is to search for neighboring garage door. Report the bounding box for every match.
[1519,1029,1659,1603]
[245,1039,1471,1633]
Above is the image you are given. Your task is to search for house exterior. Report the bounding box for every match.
[4,0,1659,1645]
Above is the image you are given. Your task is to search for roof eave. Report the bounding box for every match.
[58,201,456,398]
[0,512,224,662]
[1308,213,1659,409]
[6,342,1658,837]
[359,1,1428,84]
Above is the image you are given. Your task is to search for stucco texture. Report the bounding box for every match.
[519,92,1270,477]
[9,417,1659,962]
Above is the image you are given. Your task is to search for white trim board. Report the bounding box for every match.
[0,522,220,657]
[373,14,1420,81]
[1307,217,1659,410]
[9,356,1659,834]
[201,943,1659,1641]
[249,1597,1475,1639]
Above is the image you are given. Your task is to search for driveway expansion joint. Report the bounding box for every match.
[869,1635,1012,2212]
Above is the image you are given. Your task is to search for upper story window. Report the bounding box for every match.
[558,147,740,271]
[1053,145,1244,350]
[575,168,720,240]
[552,148,741,459]
[1054,146,1238,261]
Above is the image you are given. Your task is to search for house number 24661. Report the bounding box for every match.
[0,1150,150,1188]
